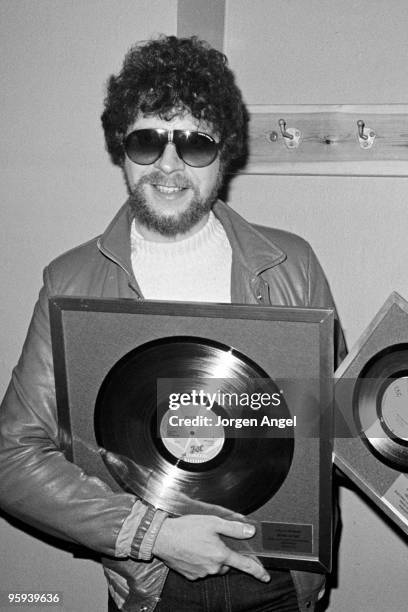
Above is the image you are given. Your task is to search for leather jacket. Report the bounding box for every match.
[0,200,346,612]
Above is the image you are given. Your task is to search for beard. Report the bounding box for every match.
[127,170,223,237]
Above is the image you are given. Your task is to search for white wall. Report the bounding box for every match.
[225,1,408,611]
[0,2,177,610]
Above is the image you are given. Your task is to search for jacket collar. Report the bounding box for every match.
[97,203,134,278]
[97,199,286,277]
[212,200,286,275]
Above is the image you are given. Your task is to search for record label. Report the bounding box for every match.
[160,404,225,464]
[381,377,408,441]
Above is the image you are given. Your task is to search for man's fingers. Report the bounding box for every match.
[224,550,270,582]
[215,518,257,540]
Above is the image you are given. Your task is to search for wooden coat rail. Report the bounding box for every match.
[241,105,408,176]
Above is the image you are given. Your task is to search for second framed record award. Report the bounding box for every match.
[49,297,334,572]
[335,292,408,536]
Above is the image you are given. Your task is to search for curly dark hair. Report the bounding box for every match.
[101,35,248,168]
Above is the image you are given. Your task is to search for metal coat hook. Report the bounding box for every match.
[278,119,294,140]
[357,119,376,149]
[357,120,368,140]
[278,118,301,149]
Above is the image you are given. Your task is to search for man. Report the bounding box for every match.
[0,35,345,612]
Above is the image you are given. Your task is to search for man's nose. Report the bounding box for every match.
[154,142,185,173]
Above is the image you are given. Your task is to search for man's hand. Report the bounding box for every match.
[152,514,270,582]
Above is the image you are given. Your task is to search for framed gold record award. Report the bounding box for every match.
[334,292,408,536]
[49,297,334,572]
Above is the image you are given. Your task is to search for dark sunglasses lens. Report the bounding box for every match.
[176,132,218,167]
[125,130,165,165]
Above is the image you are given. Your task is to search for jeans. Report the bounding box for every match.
[109,569,300,612]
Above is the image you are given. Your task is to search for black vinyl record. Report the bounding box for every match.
[94,336,294,515]
[354,343,408,471]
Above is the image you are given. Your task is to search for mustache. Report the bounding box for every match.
[137,171,194,190]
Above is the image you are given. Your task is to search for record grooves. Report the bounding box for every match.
[94,336,294,515]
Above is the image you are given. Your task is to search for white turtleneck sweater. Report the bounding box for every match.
[130,212,232,303]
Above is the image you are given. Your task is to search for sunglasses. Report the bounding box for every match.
[124,128,219,168]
